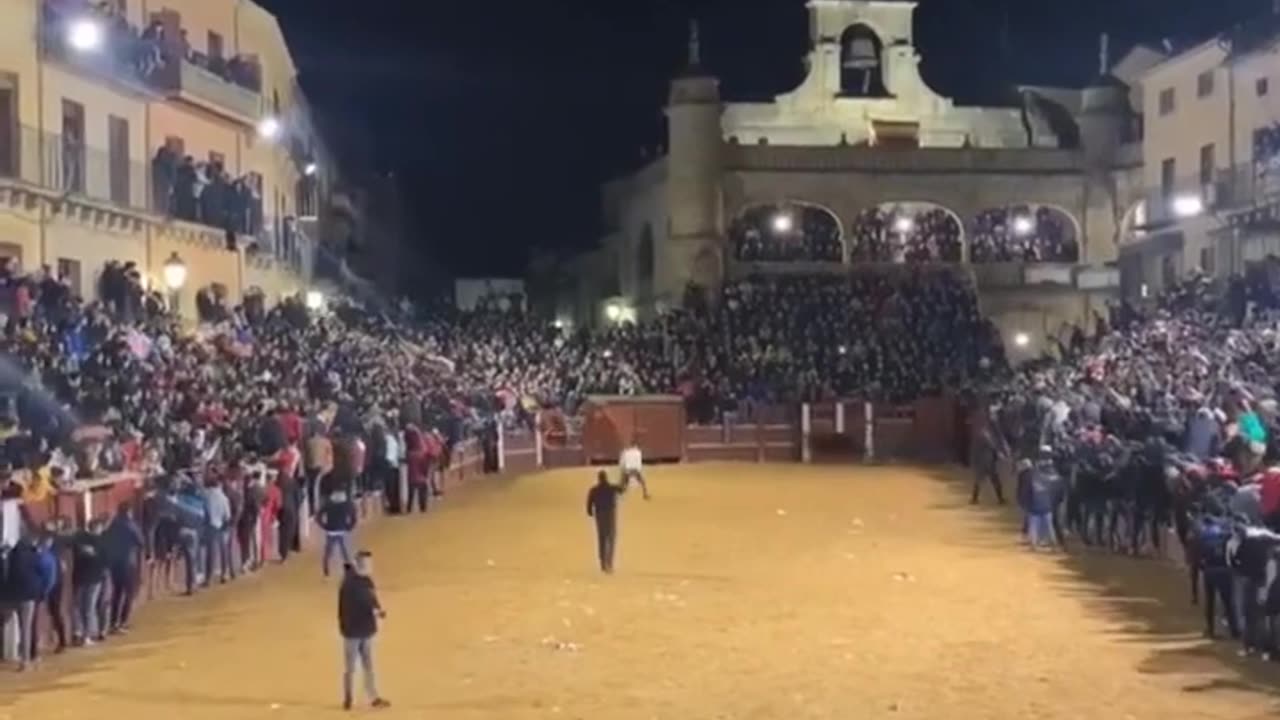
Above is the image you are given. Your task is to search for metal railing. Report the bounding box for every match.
[149,57,261,122]
[0,124,148,211]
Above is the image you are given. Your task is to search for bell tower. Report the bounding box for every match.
[805,0,920,98]
[664,21,723,303]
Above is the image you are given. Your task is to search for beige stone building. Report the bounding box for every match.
[1120,20,1280,296]
[0,0,326,314]
[549,0,1142,360]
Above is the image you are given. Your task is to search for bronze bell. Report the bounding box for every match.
[843,36,878,70]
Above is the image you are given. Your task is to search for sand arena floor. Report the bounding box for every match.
[2,463,1278,720]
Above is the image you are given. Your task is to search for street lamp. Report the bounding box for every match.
[893,215,914,233]
[256,116,282,141]
[67,18,104,53]
[1013,331,1031,349]
[162,252,188,291]
[304,289,325,311]
[304,162,318,176]
[162,252,187,315]
[605,303,622,322]
[1171,193,1204,218]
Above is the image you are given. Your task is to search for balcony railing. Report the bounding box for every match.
[0,124,147,211]
[149,57,261,124]
[40,2,159,96]
[40,1,262,124]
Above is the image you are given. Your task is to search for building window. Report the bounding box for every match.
[1161,157,1176,199]
[1200,246,1215,275]
[207,31,224,59]
[108,115,130,206]
[1197,70,1215,98]
[1159,87,1176,116]
[1259,77,1270,97]
[57,258,81,297]
[60,99,85,194]
[1199,143,1215,186]
[0,73,16,178]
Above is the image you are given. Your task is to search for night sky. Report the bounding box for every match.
[256,0,1269,279]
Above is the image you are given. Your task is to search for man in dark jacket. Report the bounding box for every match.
[101,502,145,634]
[318,490,357,578]
[338,551,390,710]
[4,534,43,669]
[70,519,108,645]
[586,470,624,573]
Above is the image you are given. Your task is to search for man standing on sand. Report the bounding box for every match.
[338,551,390,711]
[619,439,650,500]
[586,470,624,573]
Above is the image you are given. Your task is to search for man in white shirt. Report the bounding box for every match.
[619,440,650,500]
[203,480,234,584]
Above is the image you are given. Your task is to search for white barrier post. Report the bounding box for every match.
[535,413,544,468]
[82,489,93,526]
[801,403,812,463]
[497,422,506,473]
[864,401,875,463]
[835,401,845,435]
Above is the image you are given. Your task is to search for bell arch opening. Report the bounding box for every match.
[839,24,888,98]
[969,204,1080,263]
[849,202,964,263]
[730,202,843,263]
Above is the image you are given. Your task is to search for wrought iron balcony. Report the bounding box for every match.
[149,56,262,126]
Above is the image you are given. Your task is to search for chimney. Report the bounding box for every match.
[1099,32,1110,76]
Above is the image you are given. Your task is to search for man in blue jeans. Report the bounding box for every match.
[318,490,358,577]
[337,551,390,710]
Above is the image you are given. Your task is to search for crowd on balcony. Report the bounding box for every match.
[152,145,263,238]
[848,207,964,263]
[730,206,843,263]
[43,1,164,83]
[42,1,261,94]
[970,205,1079,263]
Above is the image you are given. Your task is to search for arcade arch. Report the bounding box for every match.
[848,202,965,263]
[729,201,844,263]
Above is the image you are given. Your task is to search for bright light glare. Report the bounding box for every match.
[304,290,325,310]
[771,213,794,233]
[605,303,622,321]
[893,216,914,233]
[1013,332,1031,348]
[162,254,187,291]
[67,18,103,52]
[257,116,282,140]
[1171,193,1204,218]
[304,162,318,176]
[1012,216,1035,236]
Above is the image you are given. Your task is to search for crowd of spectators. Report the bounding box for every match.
[731,206,843,263]
[970,205,1079,263]
[0,245,1009,668]
[848,207,963,263]
[984,260,1280,653]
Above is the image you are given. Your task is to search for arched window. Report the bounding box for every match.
[730,203,843,263]
[969,204,1080,263]
[849,202,964,263]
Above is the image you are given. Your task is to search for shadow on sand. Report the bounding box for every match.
[921,465,1280,708]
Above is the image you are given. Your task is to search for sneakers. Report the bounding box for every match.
[372,698,391,709]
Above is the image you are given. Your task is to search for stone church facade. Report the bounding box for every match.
[548,0,1144,359]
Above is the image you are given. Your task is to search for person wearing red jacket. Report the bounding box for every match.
[404,426,430,514]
